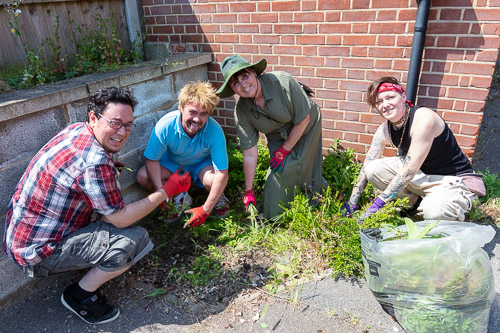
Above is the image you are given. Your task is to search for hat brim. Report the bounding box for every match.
[216,59,267,98]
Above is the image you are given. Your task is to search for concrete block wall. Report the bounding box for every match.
[0,53,212,307]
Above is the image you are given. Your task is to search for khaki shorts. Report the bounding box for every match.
[22,221,153,278]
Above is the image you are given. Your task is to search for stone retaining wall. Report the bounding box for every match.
[0,53,212,307]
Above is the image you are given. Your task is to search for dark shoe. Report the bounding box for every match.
[61,288,120,324]
[401,196,422,218]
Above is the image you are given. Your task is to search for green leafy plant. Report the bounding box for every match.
[322,139,374,207]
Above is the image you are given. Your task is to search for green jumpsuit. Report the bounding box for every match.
[235,71,324,219]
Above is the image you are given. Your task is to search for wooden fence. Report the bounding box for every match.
[0,0,131,67]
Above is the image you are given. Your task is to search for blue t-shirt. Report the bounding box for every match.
[144,110,228,171]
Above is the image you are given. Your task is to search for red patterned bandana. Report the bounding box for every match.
[377,83,414,106]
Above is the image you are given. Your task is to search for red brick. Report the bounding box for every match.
[260,45,273,54]
[239,14,251,23]
[281,35,294,44]
[316,90,346,100]
[150,6,171,15]
[476,50,499,62]
[296,35,325,45]
[359,134,373,144]
[465,8,500,21]
[342,58,374,69]
[428,22,470,34]
[302,1,317,11]
[352,23,369,33]
[257,2,270,11]
[360,113,383,125]
[344,132,359,142]
[424,48,464,61]
[319,24,351,34]
[251,13,278,23]
[442,111,482,125]
[377,10,397,21]
[234,44,260,54]
[440,9,462,20]
[323,129,343,140]
[275,45,301,55]
[370,23,407,34]
[453,63,494,76]
[304,24,318,34]
[295,12,324,22]
[466,101,487,113]
[230,2,256,12]
[325,58,341,67]
[153,25,174,34]
[253,35,280,44]
[273,66,300,76]
[369,48,404,58]
[340,80,370,92]
[220,25,233,33]
[318,0,349,10]
[192,4,216,13]
[375,59,393,69]
[303,46,318,56]
[213,14,237,23]
[279,56,294,65]
[296,57,325,67]
[275,24,303,34]
[460,124,480,136]
[279,13,293,23]
[345,111,361,121]
[398,9,417,21]
[234,25,258,33]
[319,46,349,57]
[347,70,365,80]
[378,36,396,46]
[436,36,456,47]
[339,101,368,112]
[455,136,477,149]
[336,121,366,132]
[352,0,370,9]
[372,0,409,9]
[272,1,301,11]
[343,11,376,21]
[459,36,500,49]
[240,35,252,43]
[343,35,377,46]
[316,68,346,78]
[471,76,492,89]
[352,47,368,57]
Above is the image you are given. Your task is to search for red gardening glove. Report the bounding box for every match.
[162,168,191,198]
[270,146,291,173]
[184,206,209,228]
[243,188,256,213]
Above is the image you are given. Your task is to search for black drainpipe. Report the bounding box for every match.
[406,0,432,104]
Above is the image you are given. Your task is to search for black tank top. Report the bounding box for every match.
[389,105,473,175]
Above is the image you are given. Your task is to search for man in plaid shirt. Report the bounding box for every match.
[3,87,191,325]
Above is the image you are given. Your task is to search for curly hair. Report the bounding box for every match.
[366,76,401,108]
[178,81,219,115]
[86,87,138,121]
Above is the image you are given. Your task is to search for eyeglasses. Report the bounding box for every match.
[230,72,251,89]
[97,113,136,131]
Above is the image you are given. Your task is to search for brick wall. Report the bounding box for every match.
[141,0,500,160]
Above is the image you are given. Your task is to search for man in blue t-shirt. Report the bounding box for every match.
[136,81,229,227]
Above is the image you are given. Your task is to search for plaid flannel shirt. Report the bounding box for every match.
[3,123,124,266]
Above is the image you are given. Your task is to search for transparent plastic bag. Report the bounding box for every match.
[361,221,496,333]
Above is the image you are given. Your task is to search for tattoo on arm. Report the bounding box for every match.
[382,156,416,201]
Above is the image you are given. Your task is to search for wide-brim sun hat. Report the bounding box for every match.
[216,55,267,98]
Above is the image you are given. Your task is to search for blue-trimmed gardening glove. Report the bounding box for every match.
[270,146,291,173]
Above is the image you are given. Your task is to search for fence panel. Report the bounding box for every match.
[0,0,131,67]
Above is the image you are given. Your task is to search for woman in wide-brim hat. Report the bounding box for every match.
[216,55,325,219]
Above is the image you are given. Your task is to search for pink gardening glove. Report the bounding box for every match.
[270,146,291,173]
[243,188,256,213]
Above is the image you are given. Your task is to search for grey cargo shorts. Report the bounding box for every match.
[22,221,153,278]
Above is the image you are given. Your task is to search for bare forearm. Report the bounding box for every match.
[145,159,163,191]
[203,172,228,213]
[283,114,310,150]
[102,189,167,228]
[243,145,258,191]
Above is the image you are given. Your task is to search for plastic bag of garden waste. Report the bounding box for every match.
[361,220,496,333]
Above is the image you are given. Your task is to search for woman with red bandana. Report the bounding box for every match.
[342,77,484,221]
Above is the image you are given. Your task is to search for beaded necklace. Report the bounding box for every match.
[388,105,410,149]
